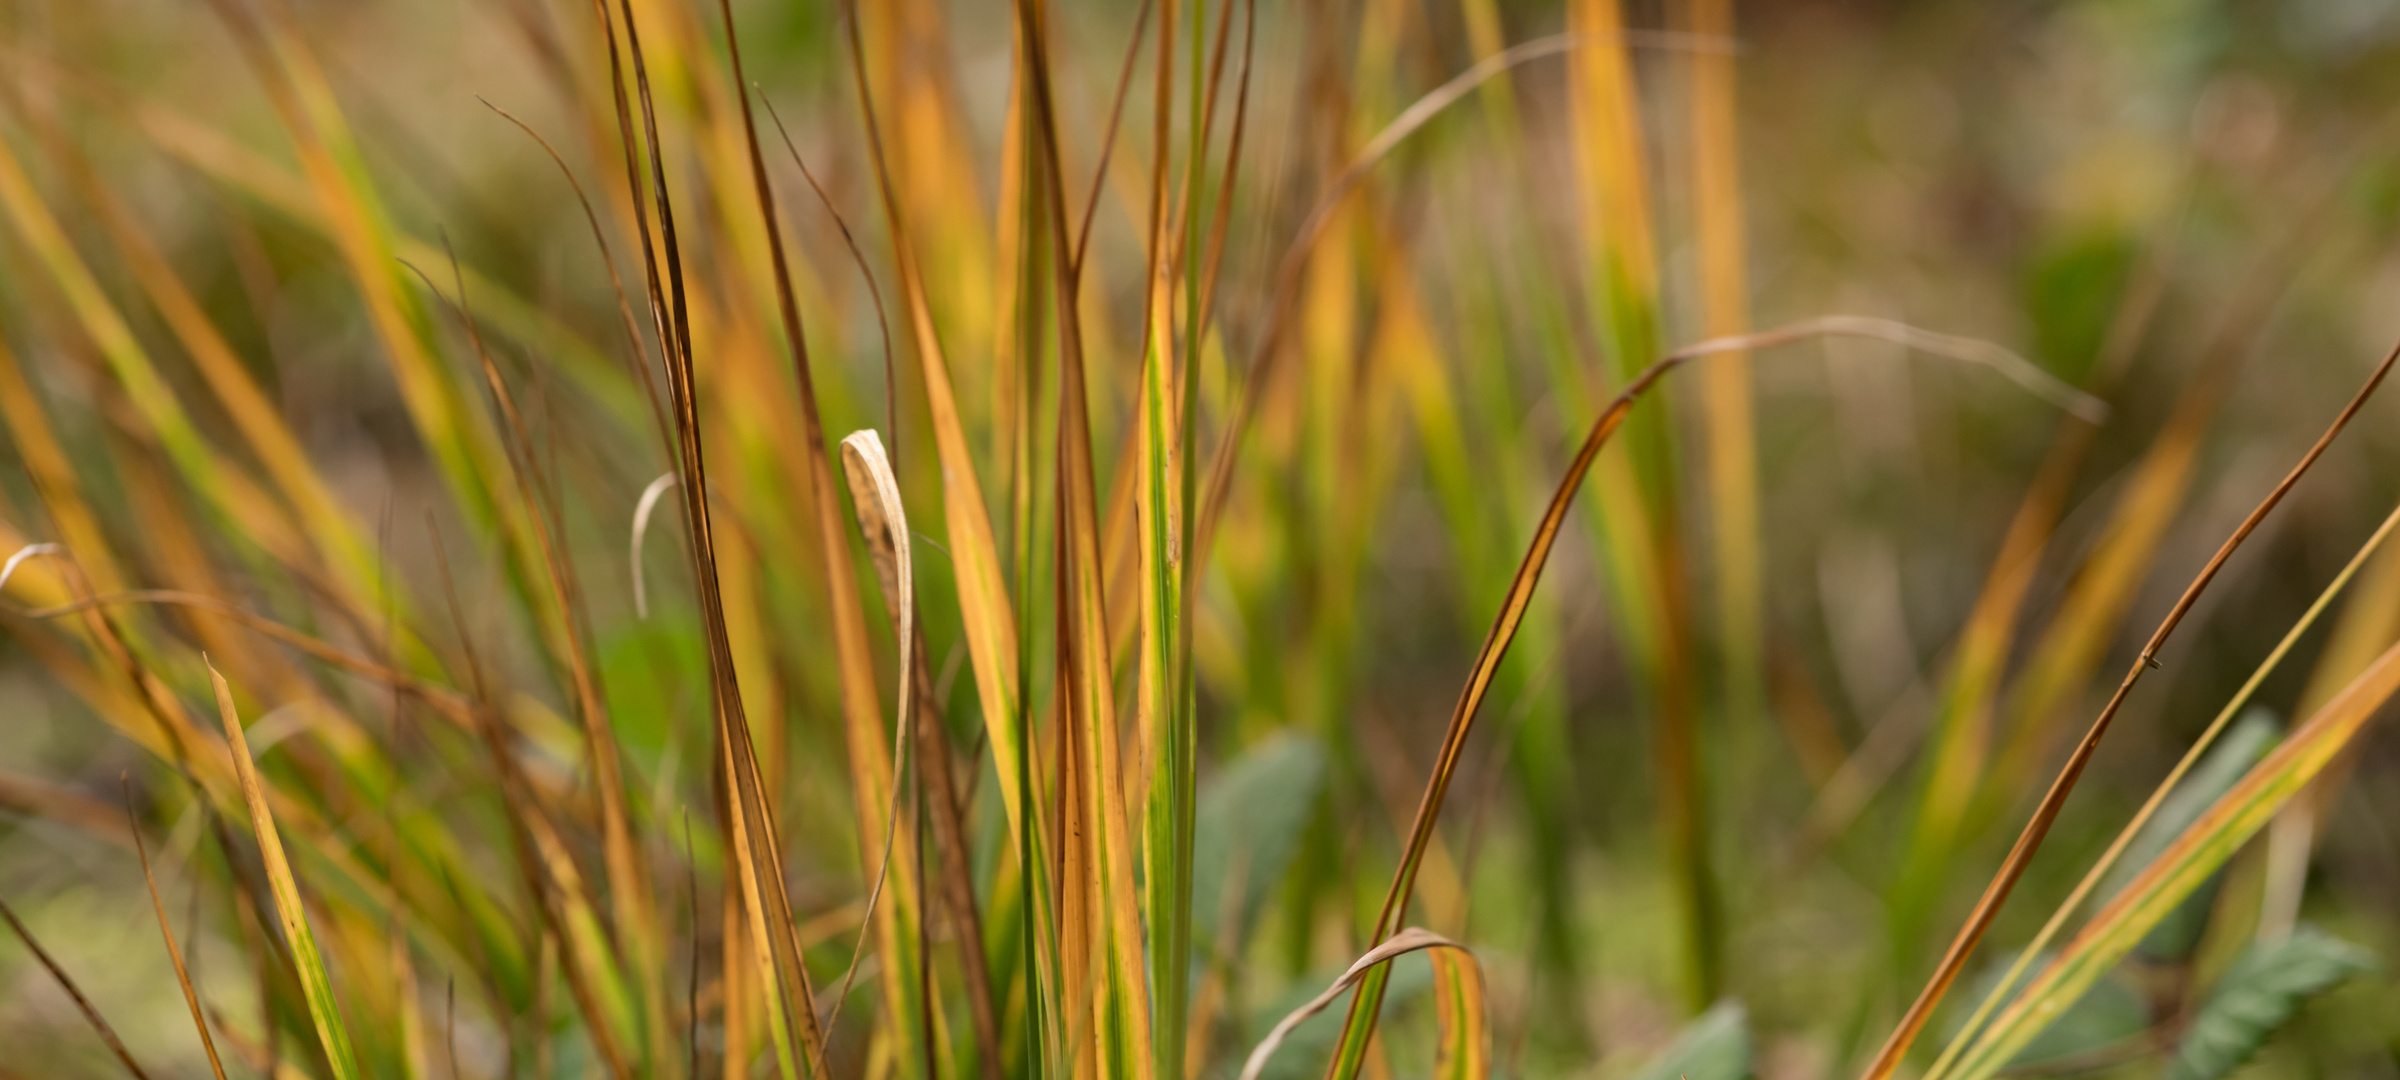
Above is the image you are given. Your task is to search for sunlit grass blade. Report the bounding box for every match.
[1856,336,2400,1080]
[208,660,364,1080]
[1428,941,1489,1080]
[1685,0,1762,738]
[1320,318,2116,1080]
[997,1,1158,1075]
[846,0,1027,860]
[592,0,822,1073]
[1138,3,1198,1079]
[1919,496,2400,1080]
[1940,626,2400,1080]
[716,3,931,1074]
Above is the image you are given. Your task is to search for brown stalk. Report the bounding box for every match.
[424,242,664,1061]
[1193,29,1739,571]
[476,97,673,460]
[0,898,154,1079]
[426,520,635,1080]
[593,0,825,1070]
[758,98,900,467]
[720,0,925,1073]
[1073,0,1158,277]
[123,777,231,1080]
[1324,318,2114,1061]
[1857,333,2400,1080]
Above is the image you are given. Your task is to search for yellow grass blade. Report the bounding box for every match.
[1920,496,2400,1080]
[848,0,1027,856]
[1685,0,1762,732]
[1428,942,1490,1080]
[1139,4,1199,1079]
[209,661,365,1080]
[1855,336,2400,1080]
[1941,627,2400,1080]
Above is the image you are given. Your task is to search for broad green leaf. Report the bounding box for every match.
[1192,733,1328,957]
[1629,1000,1751,1080]
[2167,927,2377,1080]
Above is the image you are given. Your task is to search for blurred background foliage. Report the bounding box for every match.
[1,0,2398,1078]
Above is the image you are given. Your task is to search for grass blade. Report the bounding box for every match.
[1943,628,2400,1080]
[1919,495,2400,1080]
[1318,318,2128,1080]
[1240,930,1475,1080]
[208,660,364,1080]
[1428,942,1490,1080]
[1858,335,2400,1080]
[0,897,155,1080]
[1685,0,1763,740]
[123,778,231,1080]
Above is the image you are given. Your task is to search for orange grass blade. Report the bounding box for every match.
[123,778,232,1080]
[1855,335,2400,1080]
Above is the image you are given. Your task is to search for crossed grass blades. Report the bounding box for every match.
[1,2,2397,1080]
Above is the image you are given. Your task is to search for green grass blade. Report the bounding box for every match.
[1943,631,2400,1080]
[208,661,364,1080]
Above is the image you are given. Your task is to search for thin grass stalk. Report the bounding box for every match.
[591,1,822,1074]
[0,897,156,1080]
[433,249,660,1070]
[717,5,938,1078]
[1318,321,2106,1080]
[124,778,233,1080]
[1855,335,2400,1080]
[1946,624,2400,1080]
[1922,495,2400,1080]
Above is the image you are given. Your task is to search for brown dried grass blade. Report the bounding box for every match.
[123,777,230,1080]
[0,897,155,1079]
[1855,333,2400,1080]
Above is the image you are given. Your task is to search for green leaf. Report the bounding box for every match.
[1630,1000,1750,1080]
[2167,926,2377,1080]
[1191,733,1327,959]
[2102,711,2281,961]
